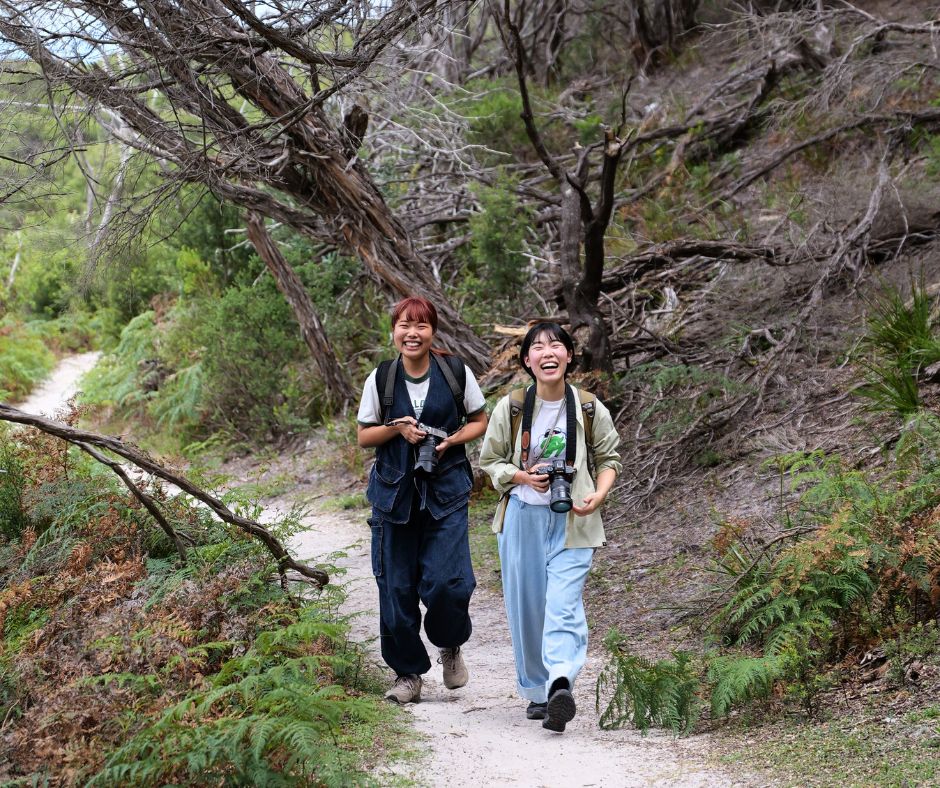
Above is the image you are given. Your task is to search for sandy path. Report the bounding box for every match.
[14,351,101,416]
[290,509,753,788]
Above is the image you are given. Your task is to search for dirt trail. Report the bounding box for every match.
[14,351,101,416]
[288,506,754,788]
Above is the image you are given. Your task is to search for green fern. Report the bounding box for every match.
[89,607,381,787]
[707,653,787,717]
[596,629,701,735]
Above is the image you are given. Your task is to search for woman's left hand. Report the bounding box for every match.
[572,492,605,516]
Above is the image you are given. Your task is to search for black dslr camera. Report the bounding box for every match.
[537,458,576,513]
[414,424,449,477]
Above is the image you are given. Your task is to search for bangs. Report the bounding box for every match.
[529,324,568,346]
[391,297,438,330]
[519,321,576,378]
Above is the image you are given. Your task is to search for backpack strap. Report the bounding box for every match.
[434,353,467,426]
[508,385,597,478]
[578,388,597,480]
[509,388,526,463]
[518,385,538,468]
[376,358,397,424]
[375,354,467,426]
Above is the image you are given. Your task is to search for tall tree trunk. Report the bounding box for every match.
[0,2,491,374]
[245,213,356,405]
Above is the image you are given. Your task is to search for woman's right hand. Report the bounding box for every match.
[513,467,549,493]
[388,417,427,445]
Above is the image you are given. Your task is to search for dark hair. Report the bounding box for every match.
[391,296,438,332]
[519,322,576,379]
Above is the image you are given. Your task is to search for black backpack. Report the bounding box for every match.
[375,354,467,425]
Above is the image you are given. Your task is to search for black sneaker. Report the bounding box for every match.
[542,685,576,732]
[526,701,547,720]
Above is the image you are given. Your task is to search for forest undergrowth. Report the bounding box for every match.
[0,424,403,787]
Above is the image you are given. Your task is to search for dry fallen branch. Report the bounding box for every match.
[75,440,189,563]
[0,404,329,587]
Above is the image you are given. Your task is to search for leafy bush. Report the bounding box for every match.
[463,86,530,156]
[81,310,162,413]
[0,430,397,785]
[598,446,940,731]
[0,318,55,400]
[0,433,27,539]
[468,176,531,297]
[625,362,750,441]
[707,450,940,715]
[83,237,377,445]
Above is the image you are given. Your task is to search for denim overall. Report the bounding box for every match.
[367,356,476,676]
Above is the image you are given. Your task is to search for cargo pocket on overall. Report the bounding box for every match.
[368,518,383,577]
[428,459,473,517]
[366,461,404,514]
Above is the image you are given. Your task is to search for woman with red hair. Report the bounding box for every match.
[357,296,488,704]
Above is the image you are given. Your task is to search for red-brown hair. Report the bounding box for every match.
[390,296,453,356]
[391,296,438,332]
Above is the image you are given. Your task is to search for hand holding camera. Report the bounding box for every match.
[386,419,451,477]
[386,417,426,445]
[534,458,575,513]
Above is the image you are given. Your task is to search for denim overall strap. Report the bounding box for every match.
[366,359,415,524]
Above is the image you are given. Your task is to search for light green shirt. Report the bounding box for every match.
[479,385,623,548]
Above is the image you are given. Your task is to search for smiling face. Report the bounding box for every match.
[393,311,434,363]
[524,330,572,385]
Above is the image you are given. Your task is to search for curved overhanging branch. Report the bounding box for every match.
[0,404,329,588]
[76,439,190,563]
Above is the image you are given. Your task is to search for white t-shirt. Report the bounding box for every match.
[511,397,568,507]
[357,363,486,425]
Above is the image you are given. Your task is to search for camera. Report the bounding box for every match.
[413,423,449,477]
[537,458,576,513]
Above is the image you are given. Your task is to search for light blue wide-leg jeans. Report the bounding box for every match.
[498,496,594,703]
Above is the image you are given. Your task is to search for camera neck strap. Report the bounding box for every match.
[519,383,577,469]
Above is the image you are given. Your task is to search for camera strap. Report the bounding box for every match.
[519,384,577,469]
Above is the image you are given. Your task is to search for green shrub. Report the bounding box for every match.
[463,87,530,156]
[468,176,531,297]
[625,362,749,441]
[89,608,381,787]
[0,318,55,400]
[81,310,161,412]
[0,436,397,785]
[704,449,940,717]
[0,434,27,539]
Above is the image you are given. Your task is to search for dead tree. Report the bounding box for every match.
[497,0,626,370]
[0,0,491,385]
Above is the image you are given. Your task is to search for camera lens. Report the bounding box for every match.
[414,435,440,477]
[549,473,572,512]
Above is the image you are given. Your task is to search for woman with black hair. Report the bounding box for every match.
[479,322,621,732]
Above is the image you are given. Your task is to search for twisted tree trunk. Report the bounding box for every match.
[245,213,356,405]
[0,1,491,390]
